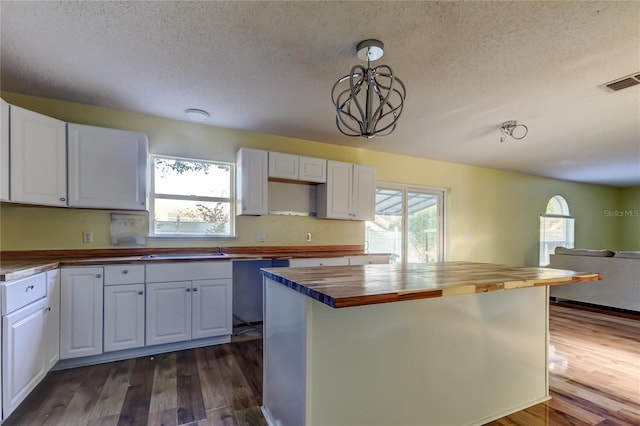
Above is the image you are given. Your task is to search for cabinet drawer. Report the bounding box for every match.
[104,264,145,285]
[288,257,349,267]
[146,261,232,283]
[2,272,47,315]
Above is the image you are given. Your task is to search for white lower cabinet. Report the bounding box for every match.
[288,257,350,267]
[60,267,104,359]
[146,278,232,345]
[146,262,233,346]
[104,284,145,352]
[348,255,390,265]
[1,270,50,420]
[44,269,60,370]
[146,281,192,346]
[191,279,232,340]
[2,298,46,418]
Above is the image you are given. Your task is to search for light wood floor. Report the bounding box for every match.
[4,303,639,425]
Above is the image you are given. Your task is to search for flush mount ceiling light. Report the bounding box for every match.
[500,120,528,143]
[332,39,406,139]
[185,108,210,121]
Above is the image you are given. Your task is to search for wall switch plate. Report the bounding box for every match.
[306,232,312,242]
[82,231,93,244]
[256,232,266,242]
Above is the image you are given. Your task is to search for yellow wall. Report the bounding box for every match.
[0,92,631,265]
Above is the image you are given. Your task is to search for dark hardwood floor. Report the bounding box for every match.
[4,303,638,426]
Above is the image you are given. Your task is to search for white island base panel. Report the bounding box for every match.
[262,277,550,426]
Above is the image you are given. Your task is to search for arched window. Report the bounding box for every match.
[539,195,574,266]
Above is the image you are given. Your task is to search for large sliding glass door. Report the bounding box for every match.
[366,185,445,263]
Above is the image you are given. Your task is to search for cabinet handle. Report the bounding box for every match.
[192,287,198,292]
[186,288,191,292]
[122,270,129,274]
[25,285,34,291]
[60,197,66,202]
[96,274,102,278]
[138,291,144,295]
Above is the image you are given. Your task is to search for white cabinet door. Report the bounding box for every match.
[351,164,376,220]
[317,160,353,219]
[2,298,46,418]
[60,267,103,359]
[299,156,326,183]
[67,123,148,210]
[44,269,60,371]
[104,284,145,352]
[1,99,9,201]
[268,152,298,180]
[317,161,376,220]
[9,105,67,206]
[192,279,232,339]
[236,148,268,215]
[146,281,191,346]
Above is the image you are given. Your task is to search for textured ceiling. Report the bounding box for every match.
[1,1,639,187]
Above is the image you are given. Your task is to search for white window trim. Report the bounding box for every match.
[148,154,236,238]
[373,182,446,263]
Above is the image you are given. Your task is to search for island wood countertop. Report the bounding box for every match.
[261,261,602,308]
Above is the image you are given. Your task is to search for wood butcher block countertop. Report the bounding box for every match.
[0,245,378,281]
[261,261,602,308]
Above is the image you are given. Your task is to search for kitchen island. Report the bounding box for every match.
[260,261,600,426]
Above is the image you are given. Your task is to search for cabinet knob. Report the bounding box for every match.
[192,287,198,292]
[25,285,34,291]
[60,197,66,202]
[46,307,51,312]
[138,291,144,295]
[186,288,191,292]
[319,263,323,266]
[122,270,129,274]
[96,274,102,278]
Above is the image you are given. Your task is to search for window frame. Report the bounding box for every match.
[367,182,446,263]
[539,195,574,266]
[148,154,236,239]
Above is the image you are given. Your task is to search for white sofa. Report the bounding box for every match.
[548,248,640,312]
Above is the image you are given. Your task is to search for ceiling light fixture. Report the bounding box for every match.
[500,120,528,143]
[185,108,210,121]
[332,39,406,139]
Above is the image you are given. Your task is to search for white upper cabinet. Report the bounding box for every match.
[299,156,327,183]
[9,105,67,206]
[351,164,376,220]
[317,161,376,220]
[67,123,148,210]
[237,147,268,215]
[268,152,298,180]
[1,99,9,201]
[268,151,327,183]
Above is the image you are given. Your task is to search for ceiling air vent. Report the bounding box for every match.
[600,72,640,92]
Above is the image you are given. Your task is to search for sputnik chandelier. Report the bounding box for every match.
[332,39,406,139]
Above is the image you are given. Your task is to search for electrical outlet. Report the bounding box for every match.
[256,232,266,242]
[306,232,312,242]
[82,231,93,244]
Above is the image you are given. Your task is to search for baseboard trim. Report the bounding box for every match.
[52,335,231,370]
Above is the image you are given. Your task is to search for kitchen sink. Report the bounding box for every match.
[141,253,230,260]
